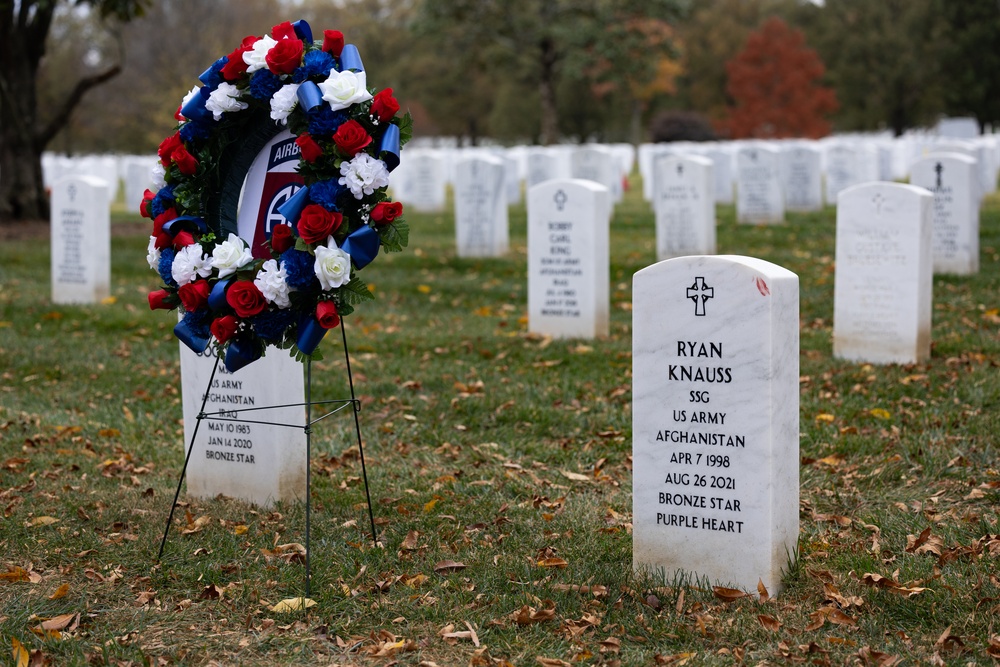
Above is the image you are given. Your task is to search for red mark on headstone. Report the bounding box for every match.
[755,277,770,296]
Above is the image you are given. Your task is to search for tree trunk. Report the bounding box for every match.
[538,36,559,146]
[0,2,53,222]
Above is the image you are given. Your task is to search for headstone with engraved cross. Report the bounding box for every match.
[735,146,784,224]
[527,179,611,338]
[454,154,509,258]
[833,182,933,364]
[910,153,979,275]
[50,175,110,304]
[652,154,716,260]
[633,254,800,594]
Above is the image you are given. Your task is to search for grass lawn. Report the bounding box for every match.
[1,178,999,665]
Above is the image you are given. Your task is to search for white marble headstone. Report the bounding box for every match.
[735,146,784,224]
[395,152,447,213]
[527,179,610,338]
[526,149,561,189]
[704,148,735,205]
[910,153,979,275]
[833,182,933,364]
[781,145,823,212]
[824,144,862,202]
[633,255,799,594]
[652,154,716,259]
[124,160,154,213]
[454,155,509,258]
[179,130,308,506]
[50,175,110,304]
[571,146,622,203]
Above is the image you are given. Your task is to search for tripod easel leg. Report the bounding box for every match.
[340,318,378,546]
[158,353,222,561]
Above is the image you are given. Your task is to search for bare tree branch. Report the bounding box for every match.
[35,64,122,150]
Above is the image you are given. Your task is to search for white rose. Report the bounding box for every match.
[205,82,248,121]
[146,235,161,271]
[211,233,254,278]
[314,238,352,290]
[270,83,301,124]
[254,259,292,308]
[318,69,372,112]
[243,35,277,74]
[338,153,390,199]
[150,162,166,191]
[171,244,211,285]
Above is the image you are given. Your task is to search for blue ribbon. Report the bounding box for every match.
[174,319,211,354]
[180,87,213,124]
[162,215,208,236]
[297,81,324,112]
[296,315,328,355]
[341,225,379,269]
[278,184,310,224]
[293,20,313,43]
[340,44,364,72]
[224,338,262,372]
[379,124,401,172]
[208,279,232,311]
[199,57,228,87]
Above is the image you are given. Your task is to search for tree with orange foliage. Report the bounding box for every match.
[720,17,838,139]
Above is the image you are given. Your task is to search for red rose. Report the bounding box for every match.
[295,133,323,163]
[140,189,155,219]
[271,21,296,40]
[322,30,344,57]
[371,88,400,122]
[174,105,185,121]
[226,280,267,318]
[157,133,183,167]
[173,230,196,248]
[178,280,210,312]
[296,204,342,245]
[370,201,403,226]
[154,232,173,250]
[148,289,175,311]
[332,120,372,157]
[153,207,177,236]
[211,315,240,343]
[172,145,198,176]
[221,35,259,80]
[266,37,303,76]
[316,301,340,329]
[269,223,294,254]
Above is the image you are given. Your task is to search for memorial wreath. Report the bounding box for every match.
[143,20,411,371]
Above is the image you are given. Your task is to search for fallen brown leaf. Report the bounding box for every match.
[758,614,781,632]
[434,560,466,573]
[757,578,770,603]
[48,584,69,600]
[712,586,749,602]
[513,604,556,625]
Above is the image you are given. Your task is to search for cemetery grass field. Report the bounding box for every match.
[2,181,999,666]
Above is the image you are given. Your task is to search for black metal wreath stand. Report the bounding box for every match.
[157,317,378,597]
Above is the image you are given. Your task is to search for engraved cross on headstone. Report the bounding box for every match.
[676,163,684,177]
[554,189,568,211]
[872,193,885,214]
[686,276,714,316]
[934,162,944,190]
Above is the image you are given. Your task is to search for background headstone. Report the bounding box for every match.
[50,175,110,304]
[571,146,622,203]
[735,146,784,224]
[781,145,823,212]
[910,153,979,275]
[633,255,799,594]
[833,182,933,364]
[454,155,509,258]
[527,179,611,339]
[652,154,716,260]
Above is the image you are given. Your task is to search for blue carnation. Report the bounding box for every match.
[308,179,344,210]
[307,106,349,135]
[150,185,175,218]
[182,308,212,340]
[281,249,319,291]
[249,69,283,100]
[251,308,296,342]
[158,247,177,287]
[293,51,336,83]
[179,120,212,144]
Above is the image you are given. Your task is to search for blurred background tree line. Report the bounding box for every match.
[14,0,1000,153]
